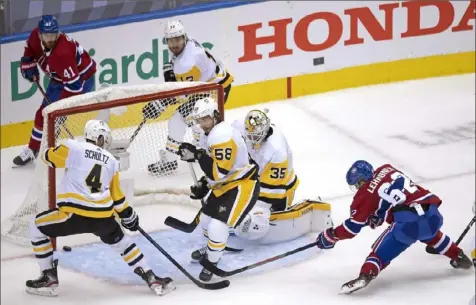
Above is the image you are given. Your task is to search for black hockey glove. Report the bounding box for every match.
[163,62,176,82]
[178,142,205,162]
[368,215,384,229]
[190,176,210,200]
[119,206,139,231]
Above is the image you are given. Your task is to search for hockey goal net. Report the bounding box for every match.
[2,82,224,245]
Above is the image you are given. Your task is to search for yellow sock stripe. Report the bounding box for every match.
[123,248,141,263]
[471,249,475,259]
[33,244,53,253]
[207,240,226,250]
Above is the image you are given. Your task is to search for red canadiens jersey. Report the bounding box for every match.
[24,28,96,99]
[334,164,441,240]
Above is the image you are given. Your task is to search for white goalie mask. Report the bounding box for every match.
[164,20,187,39]
[84,119,112,149]
[244,109,271,146]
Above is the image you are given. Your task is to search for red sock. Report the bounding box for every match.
[424,231,460,260]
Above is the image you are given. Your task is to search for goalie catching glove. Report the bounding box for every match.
[119,206,139,231]
[190,176,210,200]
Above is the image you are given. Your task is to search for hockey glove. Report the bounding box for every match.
[142,101,166,120]
[190,176,210,200]
[119,206,139,231]
[368,215,384,229]
[316,228,338,249]
[163,62,176,82]
[178,142,205,162]
[20,56,39,83]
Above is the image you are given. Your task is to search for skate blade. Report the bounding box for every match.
[150,282,176,296]
[12,162,34,168]
[26,286,59,297]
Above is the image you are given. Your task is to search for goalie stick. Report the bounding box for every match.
[35,80,75,139]
[138,226,230,290]
[200,241,319,277]
[426,215,475,255]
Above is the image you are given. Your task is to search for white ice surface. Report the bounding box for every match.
[1,74,475,305]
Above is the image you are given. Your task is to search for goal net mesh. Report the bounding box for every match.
[2,82,223,245]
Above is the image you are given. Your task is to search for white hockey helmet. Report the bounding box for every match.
[192,97,219,121]
[244,109,271,145]
[84,119,112,149]
[164,20,187,39]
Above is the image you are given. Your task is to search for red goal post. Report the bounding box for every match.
[1,82,224,247]
[46,82,224,210]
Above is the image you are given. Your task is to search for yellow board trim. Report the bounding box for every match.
[291,51,475,98]
[2,52,474,149]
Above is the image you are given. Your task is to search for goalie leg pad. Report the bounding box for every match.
[258,199,333,245]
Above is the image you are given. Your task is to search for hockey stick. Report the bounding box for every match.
[137,226,230,290]
[129,97,183,145]
[35,80,75,139]
[426,215,476,255]
[164,163,204,233]
[129,118,147,144]
[200,241,318,277]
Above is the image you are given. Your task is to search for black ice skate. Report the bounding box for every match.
[191,245,243,263]
[13,148,38,167]
[199,259,218,282]
[191,246,207,263]
[25,259,59,297]
[450,249,473,269]
[134,267,176,296]
[339,273,375,294]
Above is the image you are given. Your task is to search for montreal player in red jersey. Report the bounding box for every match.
[13,15,96,167]
[316,160,473,294]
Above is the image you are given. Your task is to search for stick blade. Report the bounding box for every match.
[164,216,196,233]
[200,259,229,277]
[201,280,230,290]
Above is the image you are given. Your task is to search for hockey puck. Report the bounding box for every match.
[63,246,72,252]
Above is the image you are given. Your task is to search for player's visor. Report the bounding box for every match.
[349,180,365,193]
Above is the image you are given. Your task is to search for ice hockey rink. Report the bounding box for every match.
[1,74,475,305]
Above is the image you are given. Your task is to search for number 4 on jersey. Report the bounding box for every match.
[85,164,102,193]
